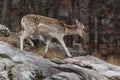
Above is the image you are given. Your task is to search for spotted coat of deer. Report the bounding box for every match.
[20,14,86,57]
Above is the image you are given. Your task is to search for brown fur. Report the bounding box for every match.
[23,14,78,31]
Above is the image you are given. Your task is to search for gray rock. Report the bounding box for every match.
[0,41,119,80]
[0,24,11,37]
[50,72,82,80]
[0,41,60,80]
[53,64,108,80]
[11,62,43,80]
[50,58,66,64]
[0,58,15,70]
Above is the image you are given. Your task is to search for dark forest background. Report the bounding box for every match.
[0,0,120,59]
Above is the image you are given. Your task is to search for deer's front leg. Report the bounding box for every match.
[20,35,24,50]
[57,37,72,57]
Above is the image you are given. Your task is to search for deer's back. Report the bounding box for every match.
[21,14,66,37]
[21,14,64,28]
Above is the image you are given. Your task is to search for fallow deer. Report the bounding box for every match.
[20,14,86,57]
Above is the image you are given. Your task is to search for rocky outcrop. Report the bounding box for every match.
[0,24,11,37]
[0,41,120,80]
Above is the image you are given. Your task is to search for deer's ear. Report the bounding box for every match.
[81,23,85,29]
[76,20,80,25]
[76,20,85,29]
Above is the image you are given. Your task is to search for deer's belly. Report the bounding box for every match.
[33,24,65,37]
[33,28,64,38]
[33,28,56,37]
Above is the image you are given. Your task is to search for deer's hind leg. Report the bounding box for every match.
[27,38,34,47]
[45,37,52,53]
[20,30,33,50]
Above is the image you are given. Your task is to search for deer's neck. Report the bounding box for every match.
[64,24,78,35]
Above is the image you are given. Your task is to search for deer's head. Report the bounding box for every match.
[76,20,87,40]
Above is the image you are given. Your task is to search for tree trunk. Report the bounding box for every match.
[1,0,8,24]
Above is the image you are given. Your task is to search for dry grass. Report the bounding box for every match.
[106,56,120,66]
[32,47,65,59]
[0,37,18,47]
[0,37,120,66]
[0,33,20,47]
[93,50,120,66]
[34,48,120,66]
[0,36,65,59]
